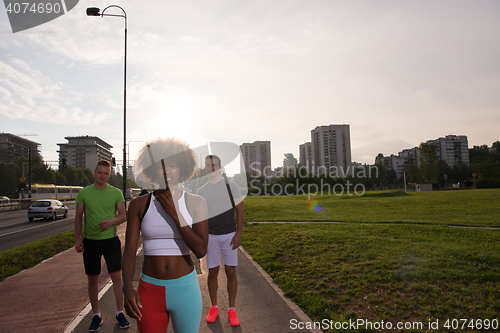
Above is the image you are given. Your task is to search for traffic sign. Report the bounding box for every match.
[20,177,26,182]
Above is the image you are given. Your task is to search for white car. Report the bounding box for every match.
[0,196,9,203]
[28,200,68,221]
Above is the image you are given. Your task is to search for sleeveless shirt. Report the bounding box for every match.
[141,191,193,256]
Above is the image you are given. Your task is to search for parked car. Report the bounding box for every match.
[0,196,10,203]
[28,200,68,221]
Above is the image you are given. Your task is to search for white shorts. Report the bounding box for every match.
[206,232,238,269]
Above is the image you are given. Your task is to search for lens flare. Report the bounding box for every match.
[307,199,322,213]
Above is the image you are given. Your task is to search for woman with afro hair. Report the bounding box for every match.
[122,138,208,333]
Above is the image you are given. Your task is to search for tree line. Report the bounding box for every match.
[0,155,138,198]
[406,141,500,188]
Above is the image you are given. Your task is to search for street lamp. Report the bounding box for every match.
[87,5,128,202]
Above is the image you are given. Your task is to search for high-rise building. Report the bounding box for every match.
[57,136,113,170]
[398,147,420,167]
[427,135,470,167]
[0,133,40,163]
[311,124,352,175]
[299,142,312,172]
[283,153,298,169]
[240,141,271,177]
[376,154,406,179]
[383,135,470,179]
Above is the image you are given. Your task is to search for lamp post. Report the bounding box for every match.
[87,5,128,202]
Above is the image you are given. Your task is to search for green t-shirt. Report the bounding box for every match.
[75,184,125,240]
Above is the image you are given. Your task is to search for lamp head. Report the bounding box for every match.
[86,7,101,16]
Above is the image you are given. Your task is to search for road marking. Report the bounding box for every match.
[0,218,74,237]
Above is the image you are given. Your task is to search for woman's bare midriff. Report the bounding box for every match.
[142,255,194,280]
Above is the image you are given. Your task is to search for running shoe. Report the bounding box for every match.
[116,312,130,329]
[88,314,102,332]
[227,308,240,327]
[206,305,219,323]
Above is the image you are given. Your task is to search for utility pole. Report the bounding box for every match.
[16,133,37,197]
[404,172,407,192]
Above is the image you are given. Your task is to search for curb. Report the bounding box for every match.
[239,246,323,333]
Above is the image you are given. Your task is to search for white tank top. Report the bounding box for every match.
[141,191,194,256]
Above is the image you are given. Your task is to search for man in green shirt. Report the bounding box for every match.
[74,160,129,332]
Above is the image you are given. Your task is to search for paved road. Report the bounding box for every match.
[0,201,77,252]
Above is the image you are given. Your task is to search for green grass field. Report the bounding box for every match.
[0,230,75,282]
[2,189,499,332]
[241,189,500,332]
[243,189,500,227]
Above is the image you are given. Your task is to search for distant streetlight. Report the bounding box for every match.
[87,5,128,201]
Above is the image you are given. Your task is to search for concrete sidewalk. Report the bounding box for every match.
[0,221,320,333]
[0,223,129,333]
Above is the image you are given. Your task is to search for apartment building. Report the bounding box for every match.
[240,141,271,177]
[427,135,470,167]
[283,153,298,169]
[57,136,113,170]
[311,124,352,175]
[0,133,40,163]
[381,135,470,179]
[299,142,313,172]
[398,147,420,167]
[376,154,406,180]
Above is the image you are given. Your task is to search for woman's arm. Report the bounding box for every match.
[122,196,144,320]
[156,191,208,258]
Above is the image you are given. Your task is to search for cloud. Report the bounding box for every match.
[2,0,500,169]
[416,90,433,102]
[0,58,110,124]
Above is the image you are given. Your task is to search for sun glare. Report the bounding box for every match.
[128,91,206,162]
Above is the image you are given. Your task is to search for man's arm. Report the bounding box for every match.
[99,202,126,230]
[231,200,244,249]
[74,203,84,252]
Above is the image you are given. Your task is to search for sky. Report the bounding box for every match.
[1,0,499,174]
